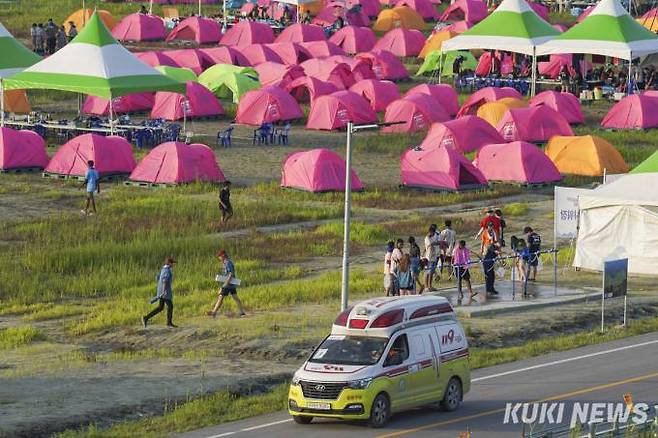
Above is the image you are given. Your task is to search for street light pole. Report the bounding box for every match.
[340,121,354,312]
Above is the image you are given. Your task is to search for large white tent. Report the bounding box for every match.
[573,173,658,275]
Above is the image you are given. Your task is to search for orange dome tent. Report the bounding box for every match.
[3,90,31,114]
[64,9,115,32]
[373,7,427,32]
[545,135,629,177]
[419,31,457,59]
[476,98,526,127]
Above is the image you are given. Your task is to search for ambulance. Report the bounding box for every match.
[288,296,470,428]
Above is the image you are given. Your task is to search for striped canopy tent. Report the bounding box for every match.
[536,0,658,60]
[0,22,41,125]
[4,12,184,131]
[441,0,559,95]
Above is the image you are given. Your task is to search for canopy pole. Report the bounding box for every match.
[627,58,633,95]
[223,0,227,32]
[83,0,86,25]
[199,0,202,17]
[109,97,114,135]
[0,79,5,128]
[149,0,153,15]
[531,48,537,97]
[438,52,443,84]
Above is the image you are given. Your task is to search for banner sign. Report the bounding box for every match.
[554,186,591,239]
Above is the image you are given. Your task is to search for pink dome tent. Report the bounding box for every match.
[112,13,166,41]
[404,84,459,116]
[220,21,275,47]
[298,40,346,58]
[45,134,135,176]
[83,93,155,116]
[347,0,381,16]
[129,142,225,185]
[163,49,212,75]
[0,128,48,170]
[529,1,549,21]
[314,5,371,28]
[601,94,658,129]
[329,26,377,54]
[235,86,303,125]
[166,16,221,44]
[281,148,364,192]
[199,46,250,66]
[529,91,584,125]
[263,42,312,65]
[151,81,224,121]
[473,141,562,184]
[383,94,450,133]
[135,51,177,67]
[301,59,355,89]
[457,86,523,117]
[285,76,339,103]
[395,0,439,20]
[498,106,573,143]
[374,28,425,57]
[275,23,326,43]
[306,91,377,130]
[440,0,488,23]
[254,62,305,88]
[442,20,473,33]
[326,55,376,81]
[356,50,409,80]
[349,79,401,112]
[401,145,488,191]
[538,54,592,80]
[577,5,595,22]
[419,116,504,153]
[240,44,284,66]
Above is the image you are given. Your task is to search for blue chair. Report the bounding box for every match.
[217,126,234,148]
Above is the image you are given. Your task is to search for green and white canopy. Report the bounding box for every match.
[441,0,559,56]
[4,13,184,98]
[0,22,41,78]
[536,0,658,59]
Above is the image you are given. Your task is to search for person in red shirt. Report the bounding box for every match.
[475,209,501,240]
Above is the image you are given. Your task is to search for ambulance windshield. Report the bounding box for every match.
[309,335,389,366]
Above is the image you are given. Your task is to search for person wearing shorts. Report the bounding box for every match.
[423,225,440,292]
[452,240,477,306]
[208,250,246,317]
[80,160,100,216]
[408,236,422,291]
[524,227,541,281]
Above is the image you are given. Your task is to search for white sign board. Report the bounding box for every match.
[554,186,591,238]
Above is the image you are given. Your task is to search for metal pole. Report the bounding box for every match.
[511,255,516,301]
[340,122,354,312]
[553,187,558,297]
[223,0,227,33]
[438,52,443,84]
[623,295,628,328]
[531,48,537,97]
[109,97,114,135]
[149,0,154,15]
[601,279,605,333]
[199,0,202,17]
[0,79,5,128]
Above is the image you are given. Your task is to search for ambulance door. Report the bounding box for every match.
[434,323,468,390]
[406,328,441,406]
[381,333,413,410]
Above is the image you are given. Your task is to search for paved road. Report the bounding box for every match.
[177,332,658,438]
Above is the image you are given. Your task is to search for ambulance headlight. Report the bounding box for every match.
[348,378,372,389]
[291,374,302,386]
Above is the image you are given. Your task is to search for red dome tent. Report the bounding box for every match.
[600,94,658,129]
[220,20,275,47]
[112,13,166,41]
[284,76,339,103]
[263,42,312,65]
[235,86,303,125]
[529,90,584,125]
[329,26,377,54]
[395,0,439,20]
[306,91,377,130]
[45,134,136,177]
[163,49,212,75]
[0,128,48,170]
[473,141,562,184]
[275,23,326,43]
[325,55,377,81]
[498,106,574,143]
[374,28,425,57]
[150,81,224,121]
[135,51,177,67]
[400,145,488,191]
[129,142,225,185]
[240,43,284,66]
[349,79,400,112]
[253,62,305,88]
[383,94,450,133]
[439,0,488,23]
[281,148,364,192]
[419,116,504,153]
[83,93,155,116]
[457,86,523,117]
[298,40,346,58]
[404,84,459,116]
[356,50,409,80]
[166,16,221,44]
[199,46,250,66]
[301,59,355,89]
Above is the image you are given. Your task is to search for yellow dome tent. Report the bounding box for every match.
[545,135,629,176]
[637,18,658,33]
[3,90,31,114]
[64,9,115,32]
[373,7,427,32]
[476,98,526,127]
[419,30,457,59]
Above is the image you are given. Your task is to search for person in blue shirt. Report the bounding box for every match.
[80,160,100,216]
[207,250,246,318]
[142,256,177,328]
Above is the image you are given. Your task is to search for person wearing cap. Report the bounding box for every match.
[142,256,177,328]
[219,181,233,225]
[80,160,100,216]
[208,250,246,317]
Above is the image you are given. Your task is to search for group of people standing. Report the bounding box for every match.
[30,19,76,55]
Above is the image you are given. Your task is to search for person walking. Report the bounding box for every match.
[475,209,501,241]
[423,225,440,292]
[219,180,233,225]
[481,244,499,297]
[495,209,506,247]
[524,227,541,282]
[396,254,414,295]
[453,240,477,306]
[142,256,177,328]
[80,160,100,216]
[383,241,396,296]
[208,250,247,317]
[439,220,456,279]
[480,221,498,255]
[407,236,422,292]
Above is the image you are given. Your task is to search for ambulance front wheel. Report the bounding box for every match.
[441,377,462,412]
[368,393,391,428]
[293,415,313,424]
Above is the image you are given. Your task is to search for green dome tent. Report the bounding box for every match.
[630,149,658,174]
[198,65,260,103]
[417,50,478,76]
[155,66,198,83]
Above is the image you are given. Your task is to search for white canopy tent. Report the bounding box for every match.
[573,173,658,275]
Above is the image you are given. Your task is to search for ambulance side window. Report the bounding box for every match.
[384,334,409,367]
[411,334,425,356]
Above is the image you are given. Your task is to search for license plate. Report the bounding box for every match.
[307,402,331,410]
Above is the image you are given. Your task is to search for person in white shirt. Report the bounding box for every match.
[439,220,456,280]
[383,241,395,295]
[423,225,440,292]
